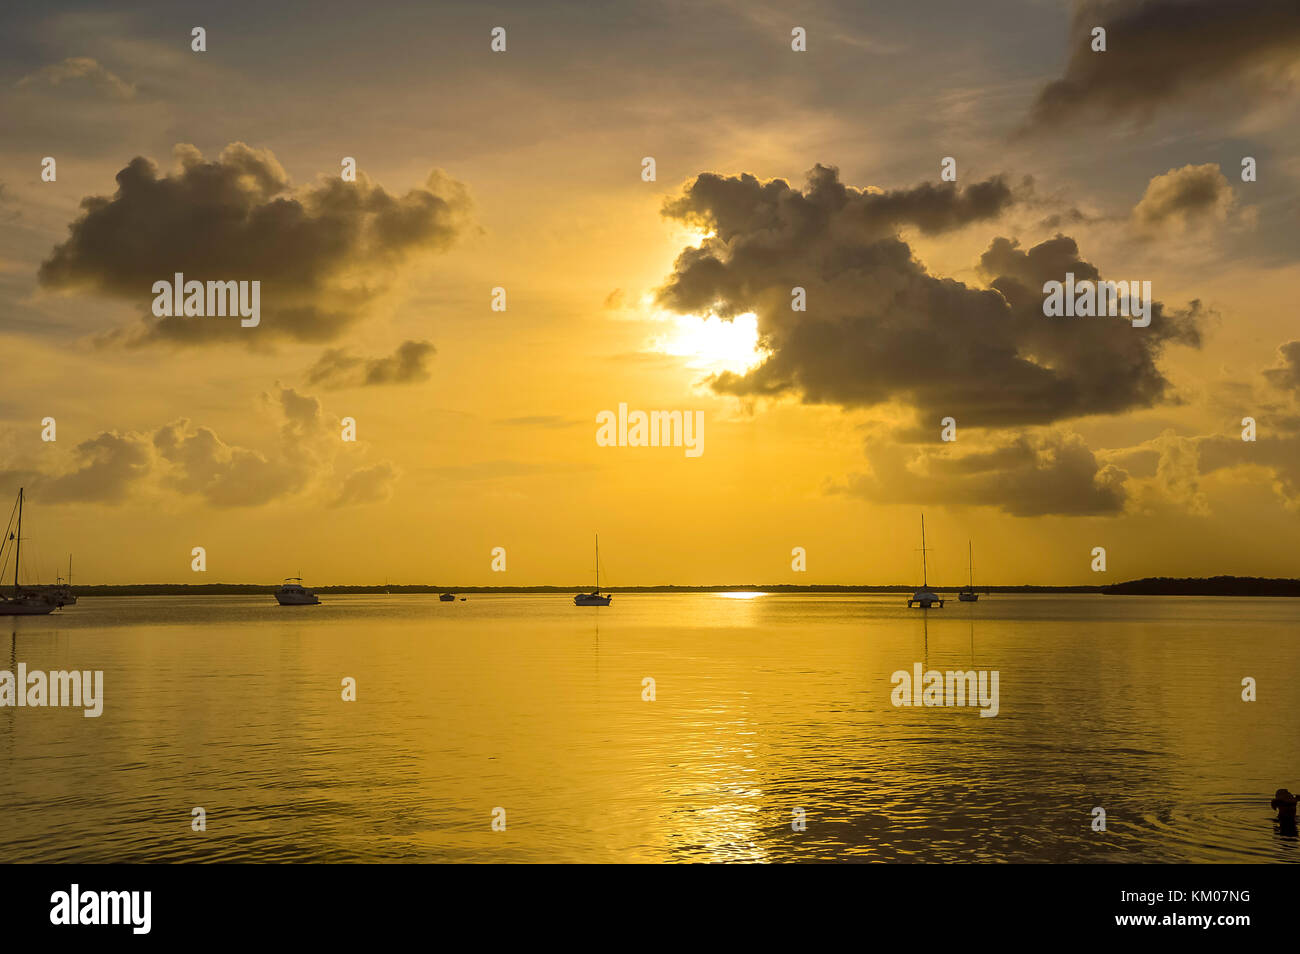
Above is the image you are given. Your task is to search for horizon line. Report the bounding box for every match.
[47,574,1300,593]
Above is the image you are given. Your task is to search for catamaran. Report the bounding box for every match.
[907,514,944,609]
[0,488,62,616]
[574,533,611,606]
[959,540,979,602]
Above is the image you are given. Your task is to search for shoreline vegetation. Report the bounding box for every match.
[51,577,1300,597]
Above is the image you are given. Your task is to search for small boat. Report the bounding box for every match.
[0,488,62,616]
[907,515,944,609]
[275,577,320,605]
[439,593,455,602]
[574,533,612,606]
[958,541,979,602]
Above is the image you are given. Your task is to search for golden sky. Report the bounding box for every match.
[2,1,1299,585]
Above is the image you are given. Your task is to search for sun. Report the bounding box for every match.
[647,305,768,375]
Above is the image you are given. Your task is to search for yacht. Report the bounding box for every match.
[574,534,612,606]
[439,593,456,602]
[0,488,62,616]
[275,578,320,605]
[907,515,944,609]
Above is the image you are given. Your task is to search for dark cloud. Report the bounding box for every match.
[662,164,1015,246]
[1132,163,1234,232]
[657,165,1202,427]
[306,340,435,389]
[1263,340,1300,392]
[1023,0,1300,130]
[1036,207,1099,231]
[38,143,472,346]
[844,430,1128,517]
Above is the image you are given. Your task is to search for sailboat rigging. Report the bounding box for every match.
[959,540,979,602]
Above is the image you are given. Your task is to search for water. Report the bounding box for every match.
[0,594,1295,863]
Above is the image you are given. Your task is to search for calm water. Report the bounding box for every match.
[0,594,1296,863]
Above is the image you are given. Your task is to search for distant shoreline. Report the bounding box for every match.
[51,577,1300,597]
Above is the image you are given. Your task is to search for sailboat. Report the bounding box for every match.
[907,514,944,609]
[574,533,611,606]
[959,541,979,602]
[0,488,60,616]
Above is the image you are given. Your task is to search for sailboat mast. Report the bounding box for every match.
[920,514,928,587]
[13,488,22,594]
[595,533,600,591]
[968,540,973,588]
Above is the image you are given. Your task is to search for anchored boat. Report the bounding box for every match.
[907,514,944,609]
[574,533,611,606]
[0,488,64,616]
[274,577,320,605]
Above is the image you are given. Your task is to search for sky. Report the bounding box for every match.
[1,0,1299,586]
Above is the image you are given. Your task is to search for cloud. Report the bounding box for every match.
[152,419,308,507]
[306,340,435,389]
[842,430,1128,517]
[1105,413,1300,513]
[16,57,135,100]
[1263,340,1300,392]
[661,164,1015,245]
[1132,163,1235,234]
[1023,0,1300,130]
[1108,430,1210,515]
[38,143,473,346]
[0,386,396,508]
[656,165,1203,427]
[36,432,153,503]
[331,462,399,507]
[1193,430,1300,508]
